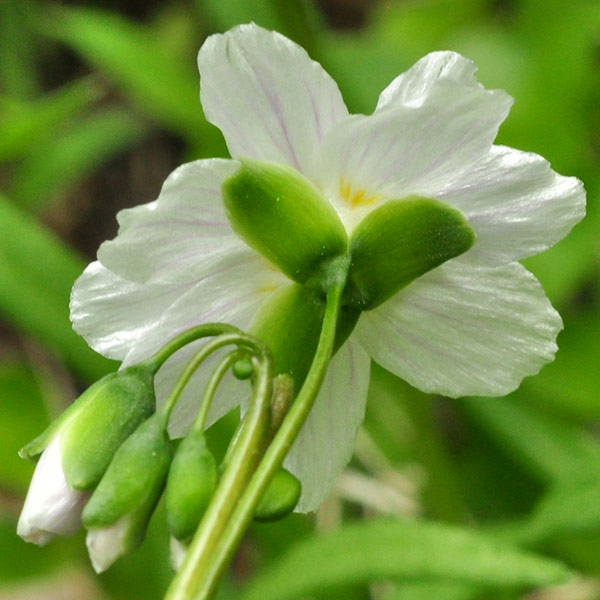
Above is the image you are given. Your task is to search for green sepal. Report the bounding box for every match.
[222,158,348,284]
[254,468,301,522]
[345,197,476,310]
[82,413,172,530]
[250,283,359,390]
[166,430,218,541]
[19,364,156,487]
[61,365,156,490]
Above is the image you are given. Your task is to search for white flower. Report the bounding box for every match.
[17,435,88,545]
[70,24,585,512]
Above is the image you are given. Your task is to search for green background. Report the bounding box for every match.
[1,1,600,599]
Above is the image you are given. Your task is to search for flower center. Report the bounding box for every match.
[338,178,382,208]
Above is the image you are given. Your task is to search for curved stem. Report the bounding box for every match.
[158,333,265,424]
[165,350,274,600]
[191,351,242,435]
[180,284,344,600]
[145,323,243,373]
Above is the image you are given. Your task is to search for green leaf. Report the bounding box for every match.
[0,194,115,381]
[239,519,572,600]
[522,304,600,420]
[39,5,221,149]
[459,394,600,484]
[346,197,475,309]
[530,481,600,543]
[387,581,480,600]
[11,107,148,210]
[0,77,104,161]
[0,0,39,99]
[222,158,348,285]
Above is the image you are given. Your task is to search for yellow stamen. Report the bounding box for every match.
[338,177,382,208]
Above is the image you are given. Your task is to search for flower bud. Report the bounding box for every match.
[17,435,88,545]
[82,414,172,572]
[345,197,476,310]
[254,468,301,522]
[222,158,348,284]
[166,430,218,541]
[20,364,156,491]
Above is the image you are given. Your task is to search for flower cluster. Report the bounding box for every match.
[19,23,585,566]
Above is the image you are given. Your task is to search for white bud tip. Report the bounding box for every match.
[86,517,131,573]
[169,536,188,571]
[17,435,88,545]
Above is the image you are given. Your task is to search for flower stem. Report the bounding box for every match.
[167,283,345,600]
[158,332,261,424]
[191,351,243,435]
[164,345,274,600]
[145,324,243,373]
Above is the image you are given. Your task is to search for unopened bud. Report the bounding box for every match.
[166,431,218,541]
[82,414,172,572]
[254,468,301,522]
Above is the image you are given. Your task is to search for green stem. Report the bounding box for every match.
[191,351,242,435]
[159,333,257,423]
[164,345,274,600]
[145,323,243,373]
[183,283,344,600]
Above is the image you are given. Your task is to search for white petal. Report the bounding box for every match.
[86,516,131,573]
[284,339,371,512]
[18,436,88,545]
[198,24,348,174]
[97,159,244,284]
[315,82,512,231]
[356,261,562,398]
[435,145,586,265]
[70,261,189,361]
[377,51,480,110]
[71,250,284,363]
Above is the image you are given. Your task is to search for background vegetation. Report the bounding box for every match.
[1,0,600,599]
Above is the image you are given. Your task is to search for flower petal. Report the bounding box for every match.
[435,145,586,265]
[71,248,283,363]
[315,82,512,231]
[197,24,348,175]
[18,436,88,545]
[97,159,244,285]
[284,339,371,512]
[356,260,562,398]
[70,261,187,361]
[377,51,480,110]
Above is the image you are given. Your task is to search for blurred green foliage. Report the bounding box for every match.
[1,0,599,599]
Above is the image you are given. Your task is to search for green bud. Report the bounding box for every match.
[232,358,254,380]
[166,431,218,541]
[19,365,156,491]
[251,283,360,389]
[345,197,476,310]
[222,158,348,284]
[82,414,172,570]
[254,469,301,523]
